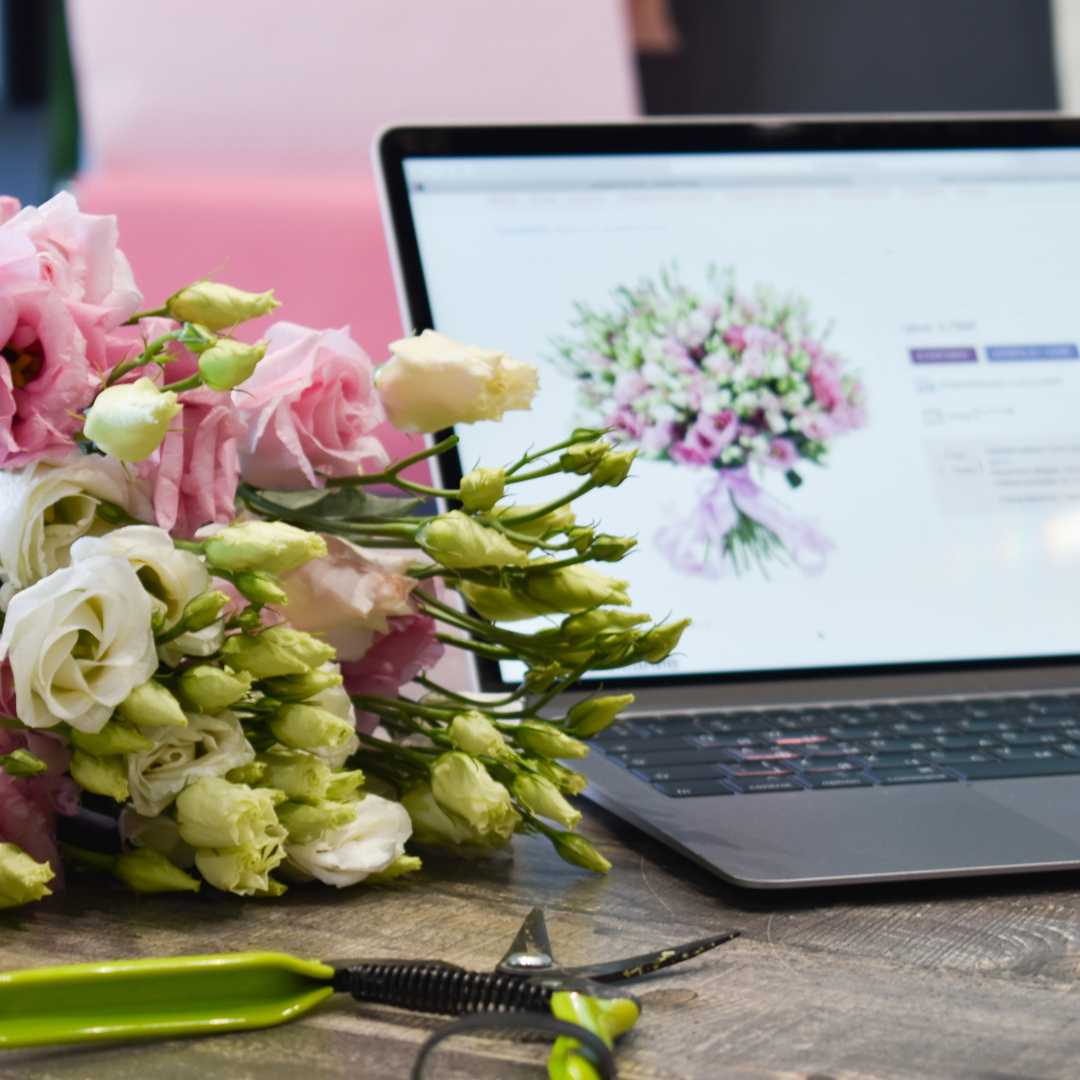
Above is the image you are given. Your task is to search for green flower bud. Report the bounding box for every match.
[461,565,631,623]
[180,590,231,632]
[116,679,188,729]
[256,749,332,801]
[512,721,588,760]
[430,753,520,843]
[560,441,608,474]
[448,711,513,759]
[269,702,356,750]
[418,511,532,569]
[401,782,476,847]
[364,854,422,884]
[483,503,576,540]
[167,282,281,331]
[226,761,267,785]
[524,663,565,693]
[232,570,288,606]
[205,521,327,576]
[560,609,649,641]
[177,665,253,713]
[565,694,635,738]
[275,799,356,845]
[591,448,637,488]
[197,338,267,392]
[174,321,217,352]
[262,669,343,700]
[70,750,129,802]
[221,626,336,678]
[512,773,581,830]
[83,377,181,462]
[175,776,285,849]
[113,847,201,894]
[69,721,154,756]
[589,535,636,561]
[636,618,691,663]
[566,526,594,554]
[0,842,54,908]
[458,467,505,513]
[324,769,364,802]
[526,757,588,795]
[0,749,47,778]
[194,838,287,897]
[549,830,612,874]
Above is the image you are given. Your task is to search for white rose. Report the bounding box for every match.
[0,453,154,609]
[127,710,256,816]
[284,793,411,887]
[376,330,538,433]
[70,525,209,632]
[0,555,158,732]
[306,663,360,769]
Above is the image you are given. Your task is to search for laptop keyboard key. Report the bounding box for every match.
[608,748,733,768]
[954,719,1017,733]
[729,746,801,761]
[889,721,954,736]
[1056,742,1080,757]
[804,741,862,756]
[946,758,1080,780]
[864,766,955,785]
[788,756,862,772]
[632,764,724,782]
[1018,714,1080,729]
[854,752,924,768]
[986,746,1062,762]
[932,734,1001,749]
[863,738,934,753]
[997,731,1060,746]
[690,733,760,748]
[718,761,793,777]
[797,772,873,790]
[595,737,695,754]
[724,776,805,794]
[653,779,734,797]
[635,718,702,737]
[826,725,885,738]
[924,750,994,765]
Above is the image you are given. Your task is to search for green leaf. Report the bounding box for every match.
[255,487,421,521]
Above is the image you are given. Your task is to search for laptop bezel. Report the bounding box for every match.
[377,114,1080,695]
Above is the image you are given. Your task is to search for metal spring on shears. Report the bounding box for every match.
[333,962,555,1016]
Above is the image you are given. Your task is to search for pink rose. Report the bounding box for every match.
[809,353,845,409]
[797,410,836,442]
[760,437,798,470]
[669,435,711,467]
[1,192,142,329]
[607,407,646,440]
[640,421,675,454]
[269,535,416,661]
[743,324,785,353]
[0,229,39,288]
[723,326,746,352]
[611,370,649,407]
[0,198,20,225]
[0,283,96,467]
[233,322,388,491]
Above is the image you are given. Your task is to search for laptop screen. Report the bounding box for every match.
[398,144,1080,683]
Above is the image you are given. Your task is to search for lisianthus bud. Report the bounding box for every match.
[167,282,281,331]
[592,448,637,488]
[561,609,649,640]
[180,590,230,632]
[197,338,267,392]
[177,665,253,713]
[276,798,356,845]
[566,526,594,554]
[0,749,47,778]
[69,720,154,756]
[269,702,356,750]
[590,535,636,562]
[549,829,612,874]
[526,565,631,613]
[114,847,201,894]
[483,503,576,541]
[560,442,608,474]
[511,773,581,830]
[377,330,538,433]
[227,761,267,785]
[324,769,364,802]
[116,679,188,728]
[175,776,284,848]
[636,618,691,663]
[205,521,327,576]
[0,842,54,908]
[565,694,635,737]
[458,468,505,513]
[401,782,476,847]
[83,377,181,463]
[430,753,520,843]
[262,669,343,700]
[233,570,288,606]
[195,838,286,897]
[221,626,336,678]
[527,757,588,795]
[448,711,512,759]
[418,511,532,569]
[524,662,564,693]
[70,750,129,802]
[512,721,588,760]
[256,749,332,801]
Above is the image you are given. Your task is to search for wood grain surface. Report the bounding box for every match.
[2,797,1080,1080]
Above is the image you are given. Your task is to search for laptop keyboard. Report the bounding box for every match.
[591,694,1080,797]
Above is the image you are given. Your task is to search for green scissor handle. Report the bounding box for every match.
[549,989,640,1080]
[0,952,335,1048]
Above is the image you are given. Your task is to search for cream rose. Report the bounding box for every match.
[0,555,158,732]
[376,330,538,433]
[0,453,154,609]
[284,793,411,887]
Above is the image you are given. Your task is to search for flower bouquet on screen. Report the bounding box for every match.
[0,192,687,909]
[556,269,868,577]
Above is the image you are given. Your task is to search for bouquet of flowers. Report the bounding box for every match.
[556,269,867,576]
[0,192,687,909]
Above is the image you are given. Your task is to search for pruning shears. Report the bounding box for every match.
[0,908,738,1079]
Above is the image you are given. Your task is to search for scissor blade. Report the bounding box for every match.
[496,907,558,972]
[566,929,740,983]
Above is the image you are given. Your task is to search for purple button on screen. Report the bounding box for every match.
[986,344,1079,361]
[910,348,977,364]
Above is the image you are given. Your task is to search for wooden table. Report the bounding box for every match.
[2,799,1079,1080]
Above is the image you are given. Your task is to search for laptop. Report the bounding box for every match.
[376,115,1080,888]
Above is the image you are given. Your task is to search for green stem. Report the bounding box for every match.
[503,462,566,483]
[173,539,204,555]
[528,659,593,715]
[60,843,117,872]
[160,372,202,394]
[105,330,181,387]
[122,305,169,326]
[355,732,435,771]
[350,695,459,723]
[433,632,514,660]
[498,478,597,527]
[332,435,459,488]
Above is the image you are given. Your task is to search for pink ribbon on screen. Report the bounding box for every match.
[654,466,834,579]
